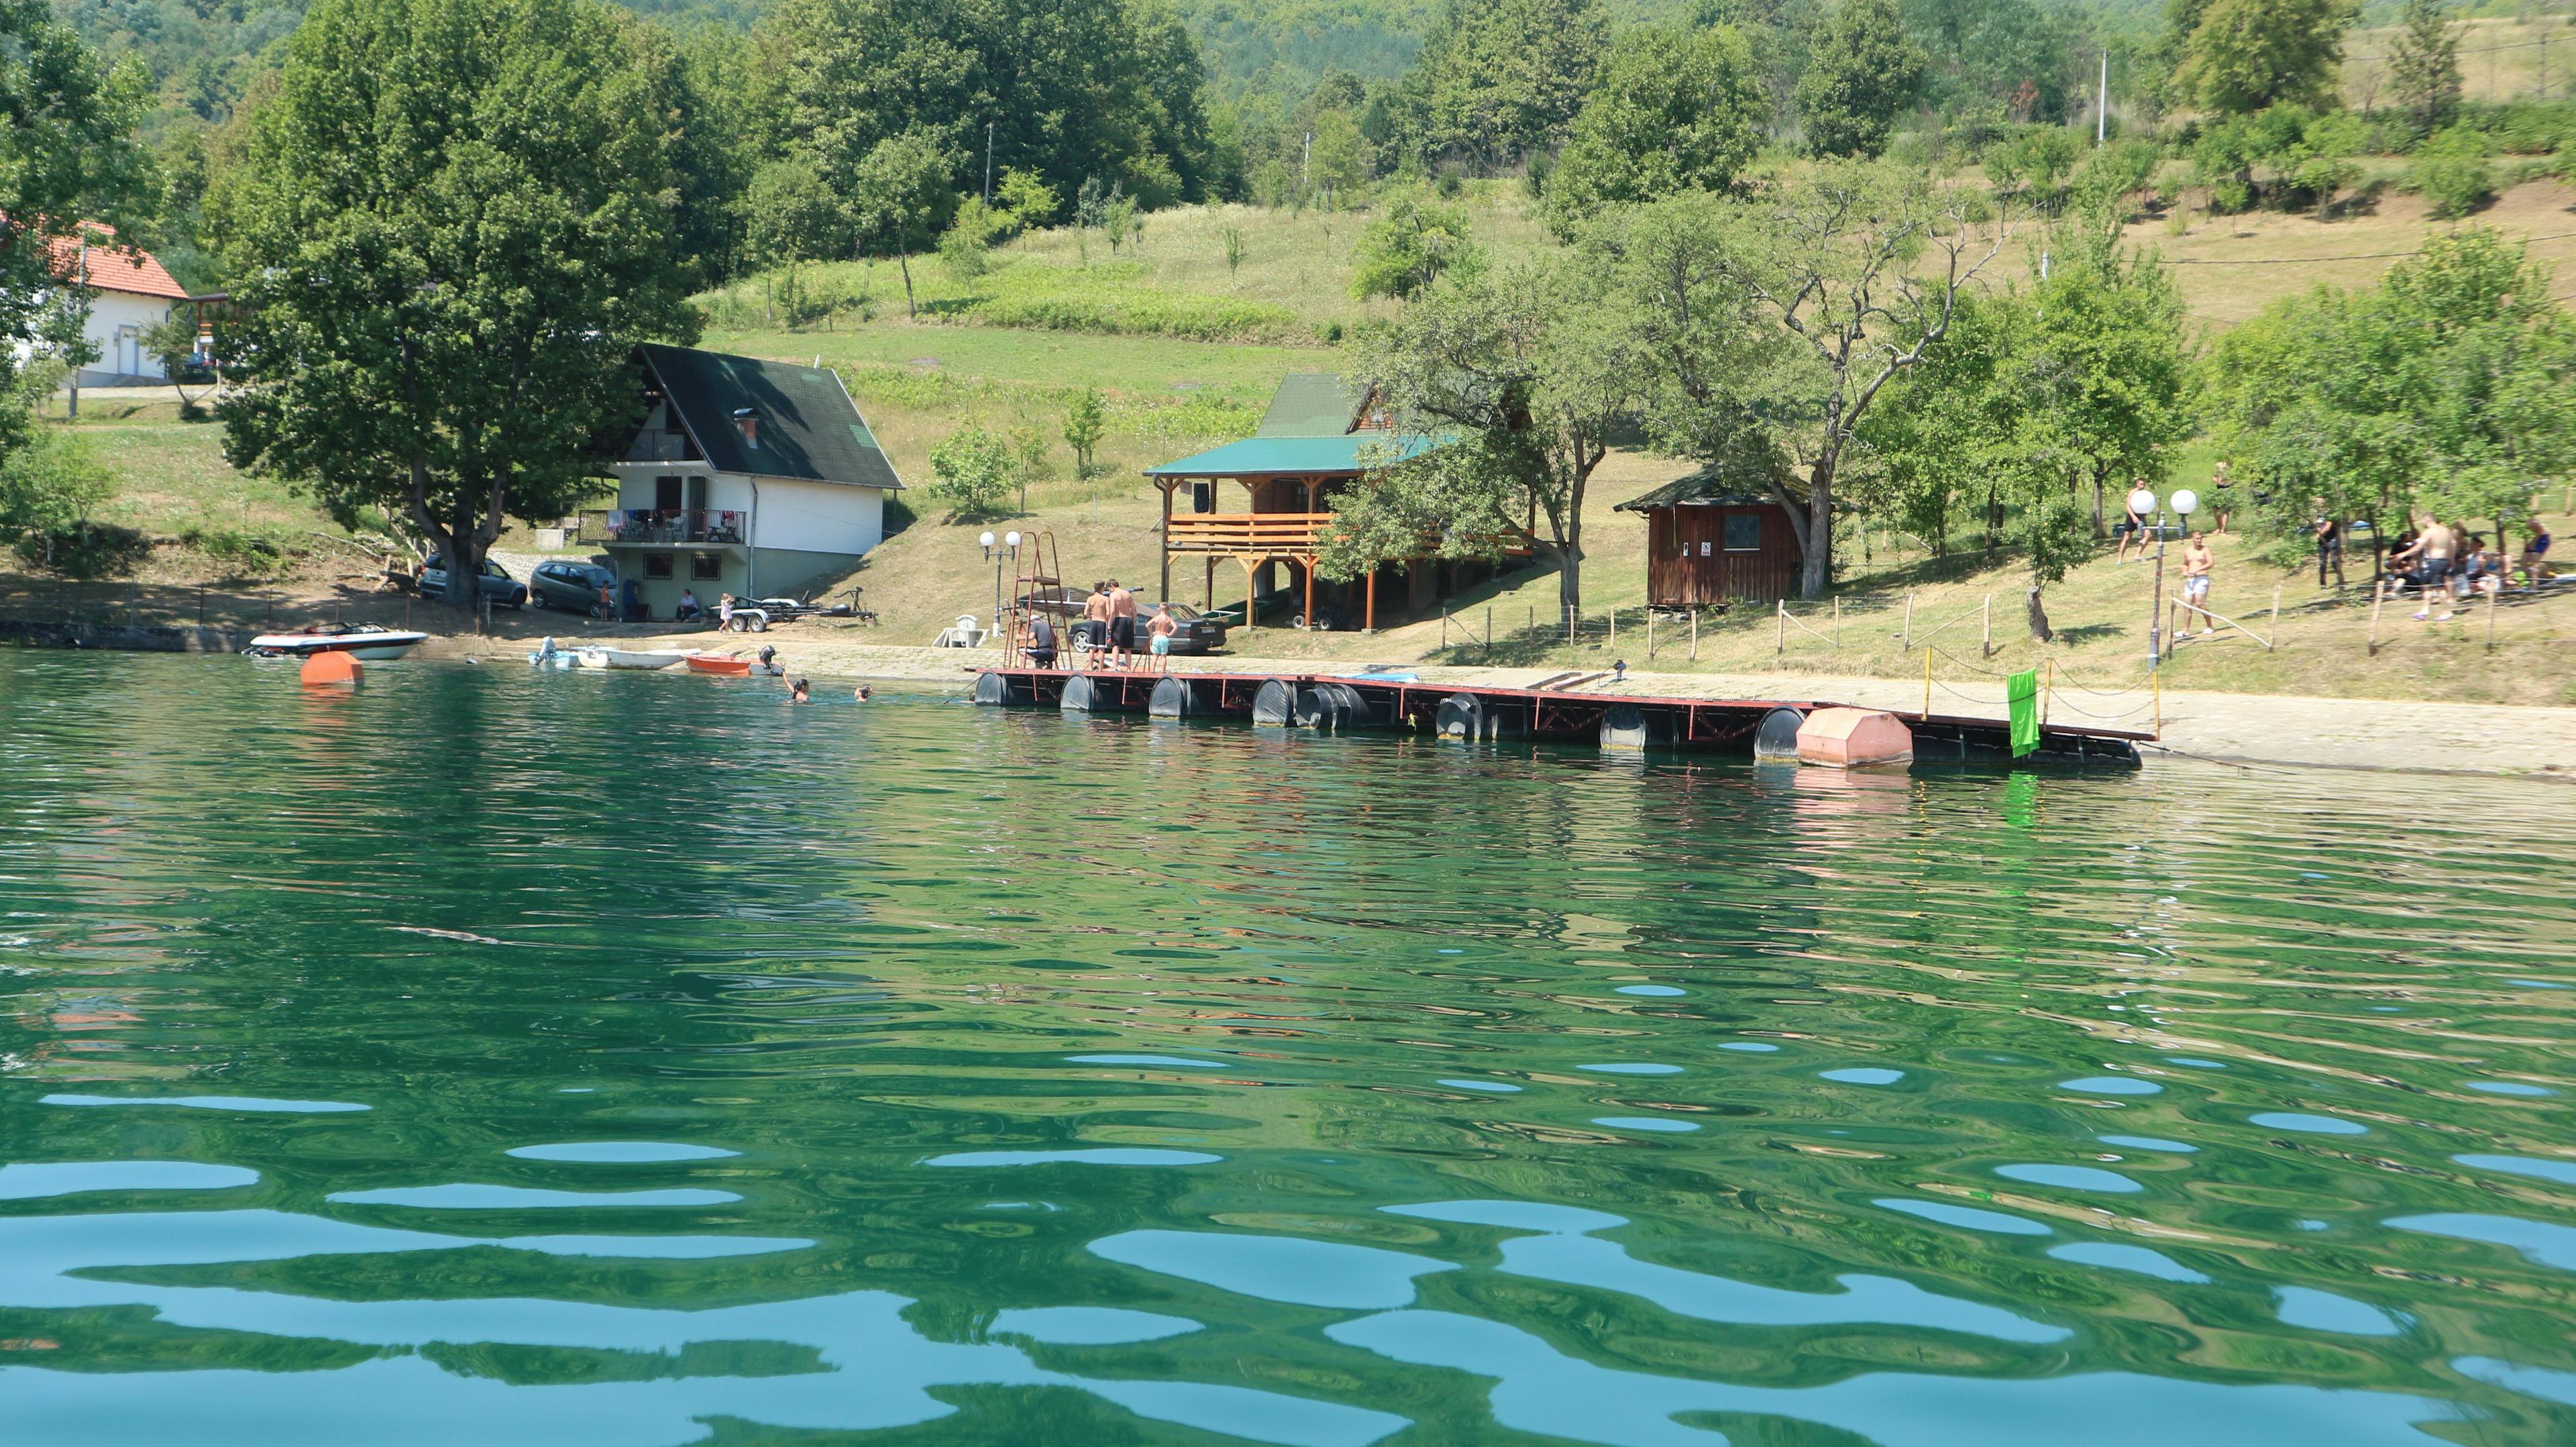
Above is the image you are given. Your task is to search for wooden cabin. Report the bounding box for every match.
[1617,463,1801,606]
[1144,375,1507,631]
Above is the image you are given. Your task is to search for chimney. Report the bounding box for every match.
[733,406,759,449]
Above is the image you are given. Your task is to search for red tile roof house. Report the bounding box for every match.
[32,225,195,386]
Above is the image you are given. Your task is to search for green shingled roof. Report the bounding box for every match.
[1144,433,1444,478]
[1254,373,1368,437]
[638,344,904,490]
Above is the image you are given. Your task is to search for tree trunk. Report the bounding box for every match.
[1801,453,1835,600]
[899,254,916,319]
[2026,584,2053,643]
[2090,465,2107,539]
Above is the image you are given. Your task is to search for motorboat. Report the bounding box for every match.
[685,653,784,677]
[578,647,690,671]
[246,623,429,661]
[528,637,582,669]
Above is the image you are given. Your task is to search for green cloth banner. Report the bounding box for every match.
[2007,669,2040,757]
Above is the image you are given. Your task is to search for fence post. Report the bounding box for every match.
[2268,584,2281,650]
[1646,610,1654,659]
[2041,658,2053,728]
[1776,599,1786,658]
[2487,584,2500,653]
[2153,667,2162,740]
[1690,607,1698,661]
[2368,580,2383,656]
[1921,646,1933,719]
[1485,604,1493,659]
[1441,609,1449,649]
[1981,594,1993,658]
[1901,591,1914,649]
[1832,596,1841,648]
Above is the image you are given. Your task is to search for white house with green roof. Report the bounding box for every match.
[580,345,905,619]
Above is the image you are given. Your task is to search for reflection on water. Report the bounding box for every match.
[3,651,2575,1444]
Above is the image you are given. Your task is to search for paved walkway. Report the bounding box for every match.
[429,630,2576,778]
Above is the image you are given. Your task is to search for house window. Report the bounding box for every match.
[655,476,683,512]
[643,554,674,580]
[1723,513,1762,551]
[690,553,721,581]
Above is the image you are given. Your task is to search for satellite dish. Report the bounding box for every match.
[2170,488,2200,517]
[2126,488,2156,517]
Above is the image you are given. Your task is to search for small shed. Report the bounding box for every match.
[1617,462,1801,606]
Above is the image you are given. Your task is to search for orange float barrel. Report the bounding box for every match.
[299,651,362,687]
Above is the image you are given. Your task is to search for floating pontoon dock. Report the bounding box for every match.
[971,667,2146,767]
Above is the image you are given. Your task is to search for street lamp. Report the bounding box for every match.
[2145,487,2198,669]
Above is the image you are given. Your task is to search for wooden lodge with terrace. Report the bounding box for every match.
[1143,374,1521,632]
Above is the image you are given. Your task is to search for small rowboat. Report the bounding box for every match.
[685,653,785,677]
[246,625,429,661]
[577,647,689,671]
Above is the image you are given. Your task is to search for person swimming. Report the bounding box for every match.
[790,678,810,703]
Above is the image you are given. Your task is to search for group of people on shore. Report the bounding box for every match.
[1016,579,1178,672]
[2388,514,2553,622]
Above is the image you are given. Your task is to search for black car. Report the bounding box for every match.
[531,559,616,612]
[1140,601,1227,655]
[420,555,528,609]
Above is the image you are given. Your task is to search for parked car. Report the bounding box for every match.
[1140,600,1228,655]
[530,559,615,613]
[420,555,528,609]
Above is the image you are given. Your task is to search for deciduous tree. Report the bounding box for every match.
[212,0,700,614]
[1351,198,1478,301]
[1796,0,1925,159]
[2171,0,2355,117]
[1542,24,1766,237]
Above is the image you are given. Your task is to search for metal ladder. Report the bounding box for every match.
[1004,532,1063,666]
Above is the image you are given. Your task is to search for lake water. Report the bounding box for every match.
[3,651,2574,1446]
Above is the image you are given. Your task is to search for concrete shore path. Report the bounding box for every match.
[433,633,2576,779]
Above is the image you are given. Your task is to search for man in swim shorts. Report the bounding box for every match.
[1106,579,1138,668]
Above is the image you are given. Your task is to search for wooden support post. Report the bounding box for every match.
[2268,584,2281,649]
[1776,599,1786,657]
[1646,609,1654,659]
[1157,482,1173,602]
[2041,658,2053,727]
[2368,578,2384,655]
[1303,559,1316,630]
[2487,583,2500,653]
[1981,593,1993,658]
[1690,607,1698,661]
[1832,596,1841,648]
[1922,646,1933,719]
[1441,608,1449,649]
[1364,566,1377,633]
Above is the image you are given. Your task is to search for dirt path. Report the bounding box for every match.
[427,627,2576,779]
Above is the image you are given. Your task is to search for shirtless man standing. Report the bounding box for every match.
[2394,513,2457,622]
[1106,579,1139,669]
[1081,582,1112,667]
[2178,531,2215,636]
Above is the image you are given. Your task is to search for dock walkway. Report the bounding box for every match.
[972,666,2147,767]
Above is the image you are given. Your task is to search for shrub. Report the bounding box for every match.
[926,425,1014,519]
[2412,126,2494,219]
[0,425,125,577]
[1351,197,1479,301]
[178,526,290,580]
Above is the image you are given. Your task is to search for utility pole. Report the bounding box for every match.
[67,237,87,421]
[984,122,994,205]
[2097,49,2108,145]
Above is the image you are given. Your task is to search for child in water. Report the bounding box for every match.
[790,678,810,703]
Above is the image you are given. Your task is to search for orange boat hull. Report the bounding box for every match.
[686,655,751,676]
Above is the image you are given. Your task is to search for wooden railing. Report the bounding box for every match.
[1164,513,1538,559]
[1165,513,1332,554]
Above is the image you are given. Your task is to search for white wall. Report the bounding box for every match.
[10,290,172,383]
[750,477,884,556]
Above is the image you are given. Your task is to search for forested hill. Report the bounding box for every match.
[63,0,2180,132]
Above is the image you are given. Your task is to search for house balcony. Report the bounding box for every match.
[1165,512,1332,556]
[578,508,749,547]
[1163,512,1532,560]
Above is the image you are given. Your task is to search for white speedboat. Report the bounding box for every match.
[576,647,689,671]
[246,624,429,661]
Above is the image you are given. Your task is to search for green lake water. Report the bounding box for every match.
[3,651,2575,1446]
